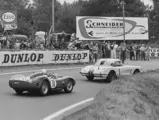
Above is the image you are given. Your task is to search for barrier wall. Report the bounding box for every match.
[0,48,158,67]
[0,50,89,66]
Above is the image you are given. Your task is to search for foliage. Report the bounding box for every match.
[80,0,146,17]
[0,0,154,39]
[0,0,32,36]
[148,0,159,42]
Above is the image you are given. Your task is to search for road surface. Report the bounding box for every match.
[0,60,159,120]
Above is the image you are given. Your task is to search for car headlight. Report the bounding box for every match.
[10,76,14,81]
[89,68,94,72]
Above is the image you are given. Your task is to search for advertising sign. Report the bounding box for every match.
[0,10,17,30]
[76,16,149,40]
[150,48,159,57]
[0,50,89,66]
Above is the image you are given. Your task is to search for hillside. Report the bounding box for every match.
[63,70,159,120]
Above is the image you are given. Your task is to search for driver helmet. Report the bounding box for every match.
[42,69,47,74]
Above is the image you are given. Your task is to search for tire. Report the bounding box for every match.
[39,81,49,96]
[133,69,140,75]
[64,80,74,93]
[86,76,94,81]
[106,71,117,83]
[15,89,23,95]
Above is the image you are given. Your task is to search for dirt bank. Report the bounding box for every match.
[63,70,159,120]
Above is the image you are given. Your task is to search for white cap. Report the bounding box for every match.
[42,69,47,74]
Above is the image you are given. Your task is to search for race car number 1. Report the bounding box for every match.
[51,80,56,88]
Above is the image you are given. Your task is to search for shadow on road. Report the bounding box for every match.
[81,78,111,84]
[9,90,76,98]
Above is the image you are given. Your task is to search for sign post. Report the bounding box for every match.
[122,1,126,43]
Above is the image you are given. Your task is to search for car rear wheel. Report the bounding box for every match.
[40,81,49,96]
[64,81,74,93]
[15,89,23,95]
[86,76,94,81]
[106,71,117,83]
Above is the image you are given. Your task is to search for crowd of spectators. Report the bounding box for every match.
[0,32,153,64]
[82,41,152,64]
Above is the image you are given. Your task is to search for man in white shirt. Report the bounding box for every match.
[112,41,118,59]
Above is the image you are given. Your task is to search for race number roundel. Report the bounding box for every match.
[2,12,16,22]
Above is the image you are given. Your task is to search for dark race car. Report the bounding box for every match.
[9,69,76,96]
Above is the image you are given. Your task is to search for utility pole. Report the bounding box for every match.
[122,0,126,43]
[52,0,55,33]
[48,0,55,44]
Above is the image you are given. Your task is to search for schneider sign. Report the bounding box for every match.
[76,16,149,40]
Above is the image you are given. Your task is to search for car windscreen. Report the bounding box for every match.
[30,72,43,79]
[95,60,110,66]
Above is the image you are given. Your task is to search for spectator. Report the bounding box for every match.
[136,44,140,61]
[88,42,94,63]
[110,42,114,58]
[6,40,10,49]
[30,40,36,49]
[111,41,118,59]
[107,41,111,58]
[140,44,146,61]
[40,43,45,50]
[20,41,27,50]
[119,42,127,64]
[129,43,134,60]
[67,40,77,50]
[132,43,137,60]
[14,40,21,50]
[145,45,151,61]
[60,38,65,49]
[102,41,106,58]
[92,43,99,62]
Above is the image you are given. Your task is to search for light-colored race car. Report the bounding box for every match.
[80,58,142,82]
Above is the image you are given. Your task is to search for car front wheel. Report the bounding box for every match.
[64,81,74,93]
[40,81,49,96]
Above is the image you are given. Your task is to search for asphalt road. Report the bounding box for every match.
[0,60,159,120]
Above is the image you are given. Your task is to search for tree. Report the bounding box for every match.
[80,0,146,17]
[32,0,62,32]
[148,0,159,42]
[0,0,33,36]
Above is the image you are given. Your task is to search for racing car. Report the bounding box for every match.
[80,58,142,82]
[9,69,76,96]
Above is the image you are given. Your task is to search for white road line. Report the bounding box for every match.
[0,67,82,76]
[43,97,94,120]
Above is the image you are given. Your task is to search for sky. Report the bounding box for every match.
[57,0,153,5]
[30,0,153,6]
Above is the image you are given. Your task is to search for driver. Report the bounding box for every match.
[41,69,56,78]
[42,69,47,75]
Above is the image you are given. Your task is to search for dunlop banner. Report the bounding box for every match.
[0,50,89,66]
